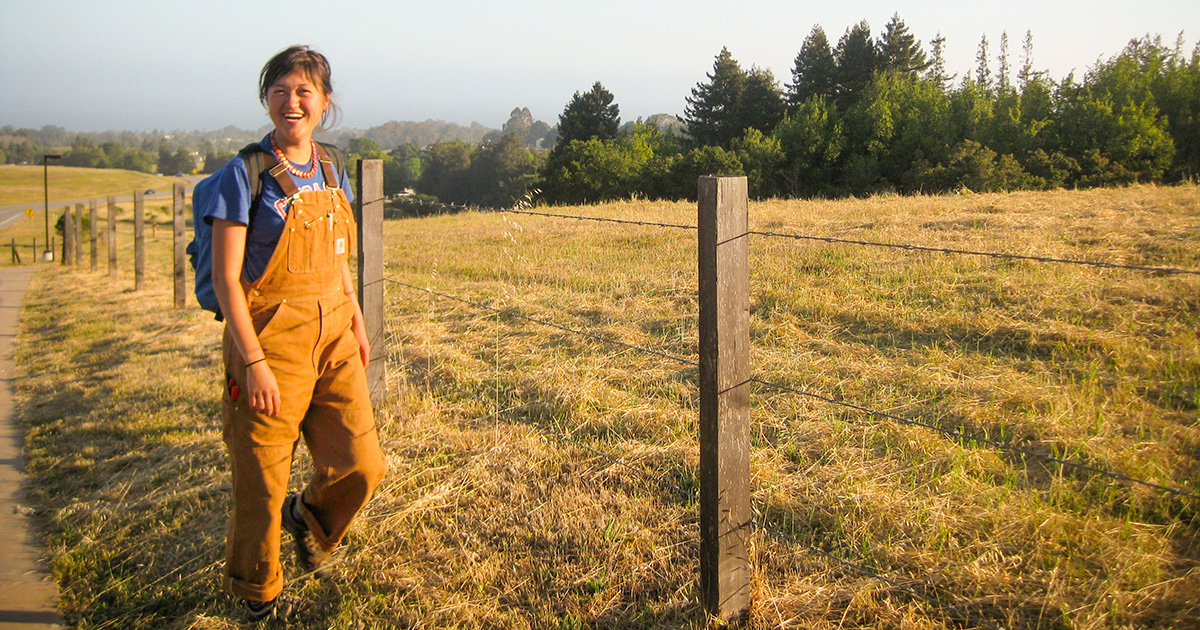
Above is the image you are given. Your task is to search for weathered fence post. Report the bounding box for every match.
[355,158,387,406]
[73,203,83,266]
[697,175,751,622]
[10,238,19,265]
[61,207,73,266]
[107,196,118,277]
[90,200,98,271]
[134,191,145,291]
[173,183,186,309]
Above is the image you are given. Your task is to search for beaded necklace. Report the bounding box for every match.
[270,134,319,179]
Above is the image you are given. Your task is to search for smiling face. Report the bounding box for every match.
[267,70,329,150]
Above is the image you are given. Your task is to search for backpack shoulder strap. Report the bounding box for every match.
[238,143,271,221]
[239,141,301,207]
[316,141,346,189]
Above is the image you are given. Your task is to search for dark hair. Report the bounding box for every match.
[258,45,340,129]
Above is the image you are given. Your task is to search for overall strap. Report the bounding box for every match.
[262,153,302,204]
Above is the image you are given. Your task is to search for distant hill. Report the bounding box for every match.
[3,112,687,158]
[318,120,497,150]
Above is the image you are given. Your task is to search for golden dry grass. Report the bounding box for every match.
[11,184,1200,629]
[0,165,186,207]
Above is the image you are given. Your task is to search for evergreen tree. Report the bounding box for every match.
[739,67,786,136]
[787,26,837,109]
[925,33,954,88]
[1018,30,1040,91]
[879,13,929,77]
[997,31,1012,94]
[556,82,620,146]
[833,21,881,109]
[975,34,993,93]
[685,47,748,146]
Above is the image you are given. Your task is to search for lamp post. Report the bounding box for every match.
[43,153,62,261]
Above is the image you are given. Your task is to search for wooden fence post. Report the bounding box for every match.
[61,207,73,266]
[10,238,19,265]
[74,203,83,266]
[173,183,186,309]
[90,200,98,272]
[107,196,117,278]
[355,158,387,406]
[697,175,751,622]
[134,191,145,291]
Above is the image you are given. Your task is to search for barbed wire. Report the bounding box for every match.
[749,229,1200,276]
[503,207,696,231]
[387,269,1199,503]
[394,196,697,231]
[387,274,1009,628]
[750,376,1200,502]
[393,196,1200,276]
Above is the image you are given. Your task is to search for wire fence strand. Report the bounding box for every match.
[386,270,1198,504]
[392,197,1200,276]
[750,376,1200,502]
[749,229,1200,276]
[386,274,1011,627]
[381,195,1195,627]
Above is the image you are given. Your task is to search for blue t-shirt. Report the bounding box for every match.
[201,134,354,282]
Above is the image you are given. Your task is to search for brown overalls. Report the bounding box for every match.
[221,147,387,602]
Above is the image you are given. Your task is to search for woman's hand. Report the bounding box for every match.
[342,262,371,368]
[351,313,371,368]
[245,359,281,416]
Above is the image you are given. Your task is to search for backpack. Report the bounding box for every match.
[186,141,346,321]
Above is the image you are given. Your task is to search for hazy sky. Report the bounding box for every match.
[1,0,1196,133]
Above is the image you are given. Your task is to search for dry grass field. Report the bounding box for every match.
[0,165,185,207]
[10,184,1200,629]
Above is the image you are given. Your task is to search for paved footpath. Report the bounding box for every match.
[0,266,64,629]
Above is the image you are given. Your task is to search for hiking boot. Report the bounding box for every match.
[282,492,332,578]
[243,594,296,624]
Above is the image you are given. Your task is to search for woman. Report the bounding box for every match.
[203,45,387,622]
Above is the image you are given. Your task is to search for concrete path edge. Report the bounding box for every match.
[0,266,65,629]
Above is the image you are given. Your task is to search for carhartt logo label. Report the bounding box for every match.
[335,238,346,255]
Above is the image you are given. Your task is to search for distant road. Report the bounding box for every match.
[0,176,204,230]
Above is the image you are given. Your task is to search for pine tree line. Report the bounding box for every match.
[533,16,1199,203]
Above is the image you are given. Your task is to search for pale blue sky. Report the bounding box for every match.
[1,0,1196,133]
